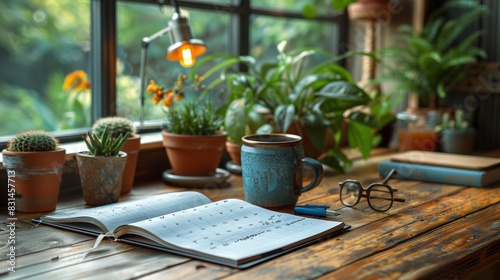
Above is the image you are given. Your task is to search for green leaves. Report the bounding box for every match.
[316,81,371,112]
[84,127,127,157]
[376,0,489,107]
[225,98,246,145]
[164,100,222,136]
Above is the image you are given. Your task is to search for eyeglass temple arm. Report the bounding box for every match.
[382,169,397,184]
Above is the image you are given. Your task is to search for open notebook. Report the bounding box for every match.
[33,191,347,268]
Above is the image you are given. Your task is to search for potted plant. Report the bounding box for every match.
[376,0,489,110]
[374,1,489,152]
[147,75,227,177]
[76,127,128,206]
[223,98,271,172]
[435,109,475,154]
[92,116,140,194]
[2,130,65,212]
[191,41,377,173]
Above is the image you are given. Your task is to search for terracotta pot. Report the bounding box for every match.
[2,148,66,212]
[225,141,242,166]
[120,135,141,194]
[348,0,391,21]
[162,131,227,176]
[76,151,127,206]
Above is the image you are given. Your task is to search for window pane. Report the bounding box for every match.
[250,15,340,62]
[0,0,91,136]
[252,0,334,16]
[116,2,230,123]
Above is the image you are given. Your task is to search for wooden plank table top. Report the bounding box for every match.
[1,150,499,279]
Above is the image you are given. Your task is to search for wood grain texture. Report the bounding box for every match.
[1,149,499,279]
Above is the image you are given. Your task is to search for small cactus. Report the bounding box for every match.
[92,117,135,139]
[84,127,127,157]
[7,130,59,152]
[435,109,469,131]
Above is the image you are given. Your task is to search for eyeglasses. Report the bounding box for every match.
[339,169,405,212]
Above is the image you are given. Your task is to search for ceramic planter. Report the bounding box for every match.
[162,131,227,176]
[2,148,66,212]
[120,135,141,194]
[441,128,476,154]
[76,151,127,206]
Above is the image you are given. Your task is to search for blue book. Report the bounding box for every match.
[378,151,500,187]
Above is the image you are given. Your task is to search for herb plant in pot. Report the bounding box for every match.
[76,128,128,206]
[2,130,65,212]
[92,116,140,194]
[147,76,227,177]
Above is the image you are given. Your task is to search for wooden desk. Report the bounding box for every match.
[1,152,499,279]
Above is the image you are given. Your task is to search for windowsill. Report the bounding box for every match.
[0,132,164,167]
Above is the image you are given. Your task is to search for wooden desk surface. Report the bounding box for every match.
[1,151,499,279]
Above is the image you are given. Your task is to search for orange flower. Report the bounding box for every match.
[175,93,184,102]
[63,70,90,91]
[150,94,163,106]
[146,80,161,94]
[148,74,200,108]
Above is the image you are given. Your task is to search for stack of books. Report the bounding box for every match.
[378,151,500,187]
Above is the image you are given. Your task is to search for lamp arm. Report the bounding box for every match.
[138,26,172,124]
[170,0,181,15]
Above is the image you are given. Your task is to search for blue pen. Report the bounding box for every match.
[294,205,340,217]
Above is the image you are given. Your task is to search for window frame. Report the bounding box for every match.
[0,0,347,150]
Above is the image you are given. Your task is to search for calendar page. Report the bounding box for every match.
[115,199,344,265]
[41,192,212,232]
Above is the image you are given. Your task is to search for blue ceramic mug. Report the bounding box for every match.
[241,134,324,207]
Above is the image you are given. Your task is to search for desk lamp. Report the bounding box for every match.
[138,0,207,124]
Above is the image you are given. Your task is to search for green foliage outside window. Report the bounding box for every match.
[0,0,341,138]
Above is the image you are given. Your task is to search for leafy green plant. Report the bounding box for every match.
[192,41,377,172]
[83,127,127,157]
[164,100,223,136]
[93,116,136,139]
[7,130,59,152]
[376,0,489,108]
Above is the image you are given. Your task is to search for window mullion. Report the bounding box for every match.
[91,0,117,121]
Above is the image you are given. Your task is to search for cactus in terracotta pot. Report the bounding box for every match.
[91,117,141,194]
[7,130,59,152]
[92,116,136,138]
[2,130,66,212]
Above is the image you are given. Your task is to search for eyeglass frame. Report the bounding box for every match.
[339,169,405,212]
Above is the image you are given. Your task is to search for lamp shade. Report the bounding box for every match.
[166,14,207,67]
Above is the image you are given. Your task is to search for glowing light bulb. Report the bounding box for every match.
[179,45,195,68]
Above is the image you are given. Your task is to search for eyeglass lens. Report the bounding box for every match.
[367,185,393,211]
[340,182,394,211]
[340,181,361,206]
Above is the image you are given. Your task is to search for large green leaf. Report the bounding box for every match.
[347,119,373,159]
[225,98,246,145]
[316,81,371,111]
[274,104,295,133]
[302,112,327,152]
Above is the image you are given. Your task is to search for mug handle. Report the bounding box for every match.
[300,157,324,193]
